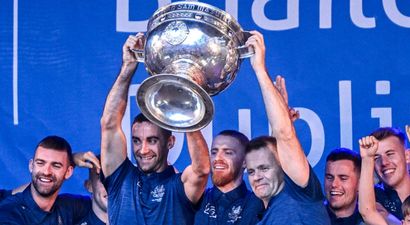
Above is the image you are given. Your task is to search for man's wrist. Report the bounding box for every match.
[362,155,376,161]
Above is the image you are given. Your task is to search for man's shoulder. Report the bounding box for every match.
[75,209,105,225]
[56,193,92,216]
[58,193,91,201]
[56,193,91,206]
[0,191,24,207]
[0,189,12,201]
[0,195,26,224]
[103,158,140,191]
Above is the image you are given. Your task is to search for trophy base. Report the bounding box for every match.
[137,74,214,132]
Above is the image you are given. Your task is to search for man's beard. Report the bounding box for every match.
[211,166,241,187]
[32,174,61,197]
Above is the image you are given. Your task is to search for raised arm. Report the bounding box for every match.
[181,130,210,204]
[358,136,388,225]
[246,31,309,186]
[100,34,144,177]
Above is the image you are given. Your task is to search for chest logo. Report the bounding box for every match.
[204,203,217,218]
[151,185,165,202]
[227,205,242,223]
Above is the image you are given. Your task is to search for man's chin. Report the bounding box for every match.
[36,187,58,197]
[212,175,232,187]
[382,178,399,188]
[139,166,154,173]
[328,202,345,210]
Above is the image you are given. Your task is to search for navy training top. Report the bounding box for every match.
[103,158,197,225]
[0,185,91,225]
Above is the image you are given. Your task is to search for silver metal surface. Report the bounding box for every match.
[137,1,253,132]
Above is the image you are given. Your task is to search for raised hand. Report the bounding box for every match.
[274,75,300,122]
[358,135,379,159]
[122,33,145,65]
[73,151,101,173]
[246,30,266,74]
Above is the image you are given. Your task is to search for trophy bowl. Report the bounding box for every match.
[136,1,253,132]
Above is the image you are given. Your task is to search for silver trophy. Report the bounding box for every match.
[135,1,254,132]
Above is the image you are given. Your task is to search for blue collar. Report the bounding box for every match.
[139,165,176,180]
[22,184,56,220]
[325,203,362,222]
[211,181,249,203]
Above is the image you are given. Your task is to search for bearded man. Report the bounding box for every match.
[194,130,264,225]
[0,136,90,224]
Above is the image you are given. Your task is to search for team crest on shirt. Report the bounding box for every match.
[227,205,242,223]
[151,185,165,202]
[204,203,217,218]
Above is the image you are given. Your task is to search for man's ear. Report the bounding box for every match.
[84,179,92,193]
[405,149,410,164]
[167,135,176,149]
[29,159,33,173]
[64,166,74,180]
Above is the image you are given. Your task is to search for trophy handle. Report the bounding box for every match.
[131,48,145,63]
[237,31,255,59]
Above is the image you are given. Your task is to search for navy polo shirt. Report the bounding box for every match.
[325,204,365,225]
[0,189,12,202]
[375,183,406,219]
[103,158,197,225]
[0,185,91,225]
[257,166,331,225]
[75,209,106,225]
[194,181,264,225]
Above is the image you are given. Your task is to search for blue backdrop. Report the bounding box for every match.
[1,0,409,195]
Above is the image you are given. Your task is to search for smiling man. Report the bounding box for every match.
[194,130,264,225]
[324,148,364,224]
[100,34,210,225]
[370,127,410,220]
[0,136,91,225]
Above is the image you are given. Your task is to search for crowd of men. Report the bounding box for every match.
[0,31,409,225]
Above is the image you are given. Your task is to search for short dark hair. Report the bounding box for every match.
[326,148,361,173]
[402,195,410,218]
[217,130,249,148]
[370,127,406,146]
[245,136,277,154]
[132,113,172,139]
[35,135,74,167]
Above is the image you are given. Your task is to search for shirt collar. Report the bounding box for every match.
[212,180,249,202]
[379,182,399,197]
[325,203,362,222]
[140,165,175,180]
[22,184,52,219]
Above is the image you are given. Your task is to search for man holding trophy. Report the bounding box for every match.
[100,32,210,225]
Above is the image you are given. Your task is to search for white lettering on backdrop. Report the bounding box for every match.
[116,0,410,31]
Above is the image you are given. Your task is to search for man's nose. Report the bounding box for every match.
[42,164,52,175]
[140,141,150,154]
[380,154,391,166]
[331,178,341,188]
[214,150,224,160]
[254,170,263,181]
